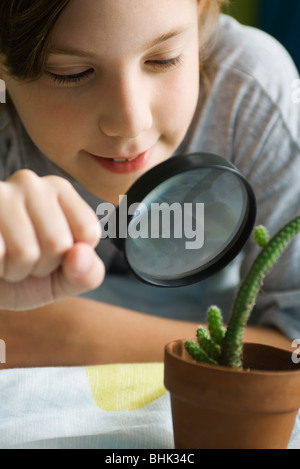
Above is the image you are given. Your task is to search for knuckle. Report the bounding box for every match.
[10,169,40,187]
[0,180,14,200]
[0,181,7,197]
[73,221,94,240]
[44,175,73,193]
[78,207,101,241]
[41,234,73,256]
[9,243,41,265]
[74,219,100,245]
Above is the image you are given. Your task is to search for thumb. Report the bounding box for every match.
[52,242,105,300]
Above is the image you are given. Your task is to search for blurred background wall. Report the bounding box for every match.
[224,0,300,72]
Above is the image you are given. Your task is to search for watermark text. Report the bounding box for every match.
[292,339,300,364]
[0,79,6,104]
[96,196,205,250]
[0,339,6,364]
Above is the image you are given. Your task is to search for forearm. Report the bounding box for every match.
[244,324,292,351]
[0,297,293,369]
[0,297,201,368]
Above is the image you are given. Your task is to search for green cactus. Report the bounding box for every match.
[186,306,224,365]
[185,339,217,365]
[207,305,226,346]
[197,327,221,362]
[254,225,269,248]
[185,216,300,369]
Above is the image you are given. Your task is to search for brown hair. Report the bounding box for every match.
[0,0,70,80]
[0,0,229,81]
[199,0,229,52]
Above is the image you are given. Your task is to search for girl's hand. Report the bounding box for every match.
[0,170,105,311]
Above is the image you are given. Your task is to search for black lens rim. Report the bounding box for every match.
[113,153,257,287]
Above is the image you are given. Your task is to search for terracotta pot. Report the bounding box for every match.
[164,340,300,449]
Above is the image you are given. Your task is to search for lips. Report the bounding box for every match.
[87,147,155,174]
[112,154,141,163]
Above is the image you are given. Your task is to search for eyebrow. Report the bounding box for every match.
[48,24,193,59]
[146,23,194,49]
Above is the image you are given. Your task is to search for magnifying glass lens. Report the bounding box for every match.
[124,163,253,287]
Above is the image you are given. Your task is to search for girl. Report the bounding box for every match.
[0,0,299,368]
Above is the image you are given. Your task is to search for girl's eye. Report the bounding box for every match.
[146,56,183,71]
[45,55,183,86]
[46,68,94,86]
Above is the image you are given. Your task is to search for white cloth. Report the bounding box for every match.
[0,364,299,449]
[0,364,173,449]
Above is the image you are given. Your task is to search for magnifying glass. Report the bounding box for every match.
[110,153,256,287]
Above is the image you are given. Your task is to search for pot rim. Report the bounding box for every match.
[164,340,300,413]
[165,340,300,377]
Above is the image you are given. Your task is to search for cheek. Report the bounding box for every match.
[31,98,84,150]
[9,83,89,157]
[157,63,199,138]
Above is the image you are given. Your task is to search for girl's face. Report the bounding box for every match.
[2,0,200,203]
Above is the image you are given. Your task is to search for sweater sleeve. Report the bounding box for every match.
[233,84,300,339]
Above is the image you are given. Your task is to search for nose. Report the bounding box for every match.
[98,72,153,139]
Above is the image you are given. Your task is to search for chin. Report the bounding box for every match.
[90,186,128,205]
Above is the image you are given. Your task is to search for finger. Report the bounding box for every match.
[46,176,101,248]
[4,171,74,279]
[0,231,6,277]
[0,245,105,310]
[51,242,105,300]
[0,201,41,282]
[25,191,75,278]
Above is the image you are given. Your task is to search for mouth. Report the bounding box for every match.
[86,147,155,174]
[111,154,142,163]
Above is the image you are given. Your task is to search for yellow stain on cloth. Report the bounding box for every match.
[86,363,166,411]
